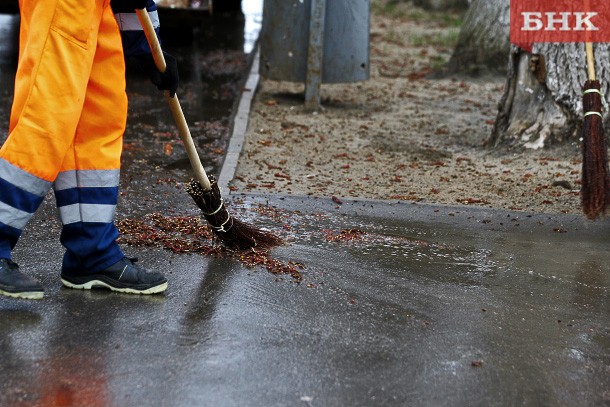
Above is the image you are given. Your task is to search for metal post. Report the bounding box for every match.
[305,0,326,110]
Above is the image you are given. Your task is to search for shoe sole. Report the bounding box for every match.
[0,288,44,300]
[60,278,167,295]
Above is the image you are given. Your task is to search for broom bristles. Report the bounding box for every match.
[185,176,283,250]
[581,80,610,220]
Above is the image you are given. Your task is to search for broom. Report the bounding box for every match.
[136,9,282,249]
[581,42,610,220]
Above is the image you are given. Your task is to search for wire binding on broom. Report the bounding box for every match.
[585,112,603,118]
[185,175,283,250]
[200,198,234,232]
[583,88,609,109]
[201,199,225,216]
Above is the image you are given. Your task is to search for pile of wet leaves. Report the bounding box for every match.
[117,213,219,255]
[116,212,304,282]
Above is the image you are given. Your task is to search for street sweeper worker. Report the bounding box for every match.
[0,0,179,299]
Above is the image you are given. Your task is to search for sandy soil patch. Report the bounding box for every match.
[231,1,583,216]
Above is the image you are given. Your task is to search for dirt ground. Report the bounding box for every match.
[231,1,585,216]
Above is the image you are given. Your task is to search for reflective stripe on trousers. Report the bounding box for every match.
[0,0,127,272]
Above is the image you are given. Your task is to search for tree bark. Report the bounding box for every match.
[490,43,610,149]
[445,0,510,75]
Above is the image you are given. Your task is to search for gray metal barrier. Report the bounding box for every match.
[260,0,370,109]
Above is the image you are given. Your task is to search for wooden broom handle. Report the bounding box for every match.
[584,0,596,80]
[586,43,596,81]
[136,8,211,191]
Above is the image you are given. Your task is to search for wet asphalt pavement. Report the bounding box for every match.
[1,6,610,407]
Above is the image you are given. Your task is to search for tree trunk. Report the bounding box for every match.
[411,0,469,11]
[445,0,510,75]
[490,43,610,149]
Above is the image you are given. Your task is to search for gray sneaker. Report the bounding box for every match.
[0,259,44,300]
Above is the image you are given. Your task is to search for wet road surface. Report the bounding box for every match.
[2,194,610,406]
[1,6,610,407]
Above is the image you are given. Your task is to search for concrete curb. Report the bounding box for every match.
[218,48,260,192]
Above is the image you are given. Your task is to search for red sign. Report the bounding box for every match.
[511,0,610,45]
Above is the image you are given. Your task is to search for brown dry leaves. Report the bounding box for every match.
[116,213,304,281]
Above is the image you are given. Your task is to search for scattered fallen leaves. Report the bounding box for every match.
[281,121,309,132]
[240,249,304,282]
[389,194,420,201]
[458,198,491,205]
[552,180,573,190]
[407,67,433,80]
[323,228,366,242]
[331,196,343,204]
